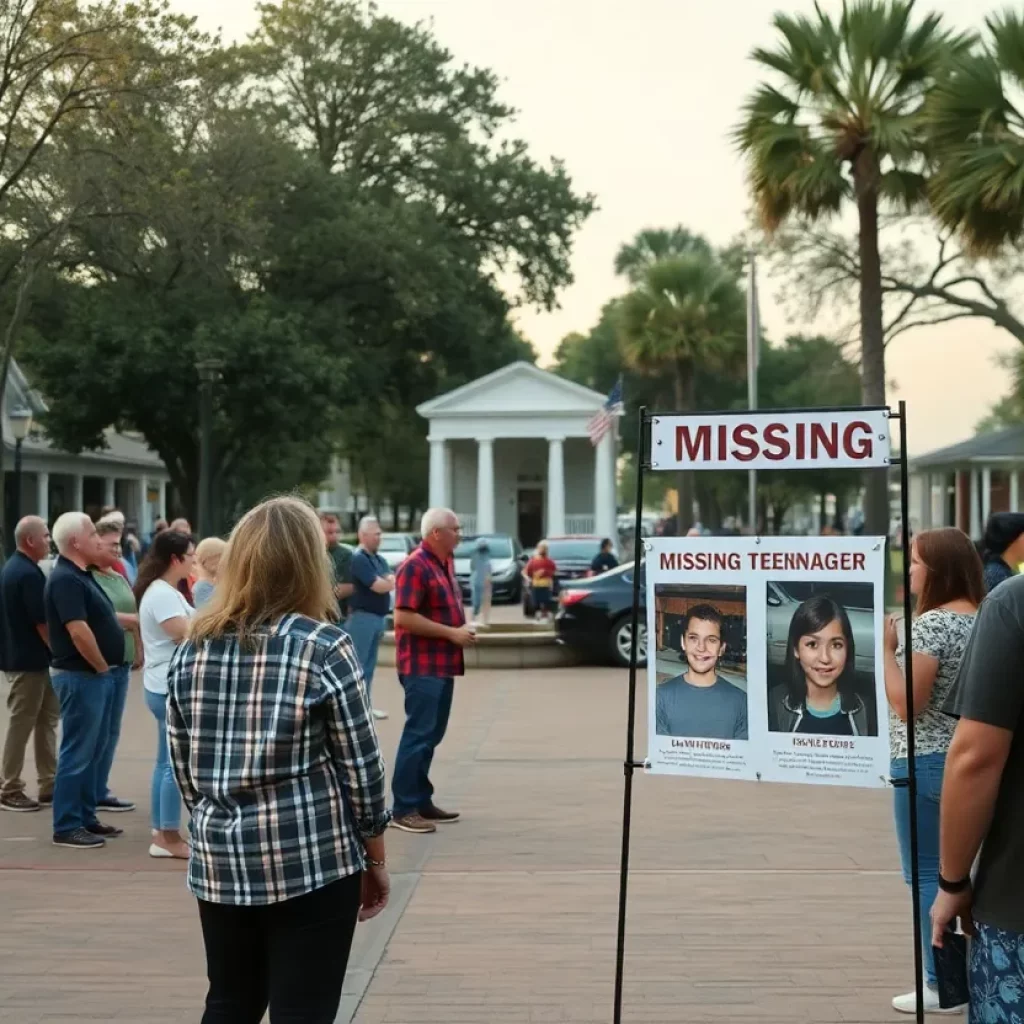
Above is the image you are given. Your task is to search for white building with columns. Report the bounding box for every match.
[909,425,1024,539]
[5,360,172,532]
[417,362,618,547]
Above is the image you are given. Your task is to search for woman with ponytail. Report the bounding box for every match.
[134,530,195,859]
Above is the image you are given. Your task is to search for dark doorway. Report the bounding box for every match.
[517,488,543,547]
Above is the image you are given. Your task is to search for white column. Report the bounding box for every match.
[157,479,167,520]
[594,431,616,541]
[1012,471,1021,514]
[919,473,932,530]
[546,436,566,537]
[969,470,981,540]
[139,476,151,534]
[476,438,495,534]
[103,477,116,508]
[72,473,83,510]
[982,467,992,525]
[36,471,49,524]
[428,436,448,509]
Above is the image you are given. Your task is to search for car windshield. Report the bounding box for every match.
[546,539,602,560]
[775,581,873,610]
[455,535,513,558]
[379,535,409,552]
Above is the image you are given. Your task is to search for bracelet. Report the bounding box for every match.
[365,856,386,868]
[938,872,971,894]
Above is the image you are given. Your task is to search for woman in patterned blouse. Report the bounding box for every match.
[883,527,984,1016]
[167,496,391,1024]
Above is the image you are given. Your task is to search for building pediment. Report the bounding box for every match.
[417,361,606,418]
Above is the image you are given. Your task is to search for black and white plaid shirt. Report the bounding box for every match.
[167,614,390,905]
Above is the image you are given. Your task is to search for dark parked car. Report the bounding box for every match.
[453,534,525,604]
[554,561,646,668]
[522,535,619,616]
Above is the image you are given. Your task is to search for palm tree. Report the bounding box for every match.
[617,252,745,531]
[734,0,969,535]
[614,227,713,284]
[928,12,1024,255]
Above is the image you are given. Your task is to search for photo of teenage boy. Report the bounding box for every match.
[655,604,749,739]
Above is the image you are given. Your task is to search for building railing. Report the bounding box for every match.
[457,513,477,534]
[565,514,595,534]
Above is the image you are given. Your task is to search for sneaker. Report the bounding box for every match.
[37,793,53,807]
[0,792,40,812]
[86,822,123,838]
[97,796,135,813]
[419,801,460,823]
[390,813,436,834]
[52,828,105,849]
[892,985,966,1015]
[372,708,389,721]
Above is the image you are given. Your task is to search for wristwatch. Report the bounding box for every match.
[938,871,971,894]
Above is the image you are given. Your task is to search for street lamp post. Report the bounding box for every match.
[8,407,33,554]
[196,359,224,538]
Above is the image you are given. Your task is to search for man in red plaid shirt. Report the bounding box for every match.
[390,508,477,834]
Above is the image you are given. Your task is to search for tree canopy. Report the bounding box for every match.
[9,0,590,529]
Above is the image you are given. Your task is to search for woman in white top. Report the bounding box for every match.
[883,527,983,1015]
[134,529,195,859]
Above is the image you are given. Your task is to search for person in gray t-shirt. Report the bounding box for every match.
[655,604,748,740]
[933,575,1024,1019]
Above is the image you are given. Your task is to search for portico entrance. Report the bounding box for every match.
[516,487,544,547]
[417,362,618,544]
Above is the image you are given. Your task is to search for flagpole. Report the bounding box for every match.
[747,251,759,534]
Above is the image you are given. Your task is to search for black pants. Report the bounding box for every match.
[197,872,362,1023]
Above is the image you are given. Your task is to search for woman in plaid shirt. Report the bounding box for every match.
[167,496,390,1024]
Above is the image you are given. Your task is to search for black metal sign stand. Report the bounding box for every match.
[612,400,923,1024]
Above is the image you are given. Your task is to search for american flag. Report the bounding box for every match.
[588,378,624,446]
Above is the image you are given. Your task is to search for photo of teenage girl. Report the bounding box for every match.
[768,594,875,736]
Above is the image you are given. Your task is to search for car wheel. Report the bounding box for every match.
[609,615,647,668]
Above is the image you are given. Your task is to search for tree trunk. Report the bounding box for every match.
[854,152,889,538]
[818,490,828,532]
[675,365,695,534]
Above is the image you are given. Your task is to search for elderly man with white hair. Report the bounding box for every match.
[43,512,125,850]
[345,516,395,721]
[389,508,477,834]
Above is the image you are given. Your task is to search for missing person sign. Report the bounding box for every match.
[648,410,892,472]
[646,536,889,789]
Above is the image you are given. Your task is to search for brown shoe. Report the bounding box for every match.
[419,802,460,823]
[390,813,436,834]
[0,792,40,812]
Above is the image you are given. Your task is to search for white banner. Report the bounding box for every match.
[649,409,892,471]
[645,536,889,789]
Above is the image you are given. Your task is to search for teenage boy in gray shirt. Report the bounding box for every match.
[655,604,748,740]
[933,575,1024,1018]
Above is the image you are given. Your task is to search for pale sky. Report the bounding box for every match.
[172,0,1019,454]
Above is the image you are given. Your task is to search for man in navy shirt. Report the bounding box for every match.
[345,516,395,721]
[0,517,58,812]
[45,512,125,850]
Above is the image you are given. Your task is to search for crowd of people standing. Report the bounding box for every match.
[3,496,1024,1021]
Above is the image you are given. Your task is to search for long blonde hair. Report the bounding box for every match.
[194,536,227,582]
[190,496,335,645]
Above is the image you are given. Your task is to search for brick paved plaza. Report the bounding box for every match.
[0,656,914,1024]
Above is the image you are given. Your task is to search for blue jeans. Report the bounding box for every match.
[51,670,115,834]
[145,688,181,831]
[96,664,131,801]
[345,611,386,696]
[391,675,454,818]
[892,753,946,986]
